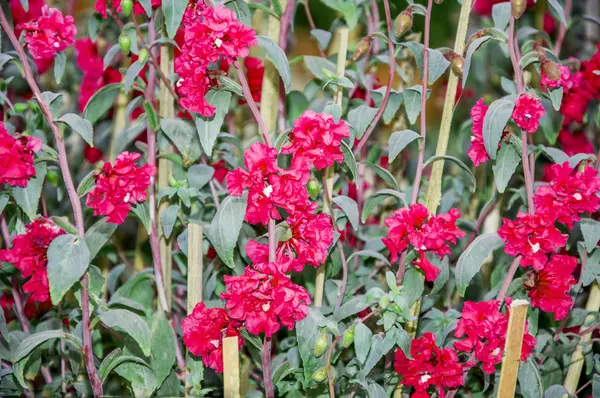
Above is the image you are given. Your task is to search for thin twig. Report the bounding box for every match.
[234,61,271,146]
[554,0,572,56]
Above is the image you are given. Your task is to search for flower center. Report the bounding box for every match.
[574,193,582,200]
[215,38,223,48]
[491,348,501,356]
[124,192,131,203]
[420,374,431,384]
[529,241,540,253]
[263,185,273,197]
[262,303,271,312]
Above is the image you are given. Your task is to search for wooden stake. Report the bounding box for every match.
[187,223,204,313]
[223,336,241,398]
[564,282,600,393]
[314,27,349,308]
[497,299,530,398]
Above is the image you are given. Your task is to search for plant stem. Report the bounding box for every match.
[0,10,103,396]
[303,0,327,57]
[234,61,271,146]
[497,257,521,302]
[554,0,572,57]
[262,337,274,398]
[353,0,395,157]
[335,240,349,310]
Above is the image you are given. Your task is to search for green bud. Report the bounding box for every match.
[169,175,179,188]
[47,169,59,186]
[119,34,131,55]
[138,48,150,64]
[391,303,402,313]
[312,367,327,383]
[379,295,390,310]
[14,103,30,112]
[343,325,355,348]
[307,178,319,199]
[314,332,328,357]
[121,0,133,17]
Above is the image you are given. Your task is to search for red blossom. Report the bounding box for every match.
[221,262,311,337]
[534,162,600,229]
[498,212,568,270]
[541,64,571,90]
[181,302,243,373]
[0,292,52,323]
[240,57,264,104]
[19,6,76,61]
[0,122,42,187]
[511,94,545,133]
[84,145,104,164]
[383,204,465,281]
[0,219,65,302]
[468,99,490,167]
[394,332,465,398]
[282,111,350,170]
[581,44,600,97]
[86,152,156,224]
[557,129,594,156]
[454,300,536,374]
[524,254,577,320]
[472,0,534,16]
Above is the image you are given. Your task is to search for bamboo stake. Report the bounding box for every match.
[187,223,204,313]
[314,27,349,308]
[564,282,600,393]
[497,299,530,398]
[259,0,289,134]
[223,336,241,398]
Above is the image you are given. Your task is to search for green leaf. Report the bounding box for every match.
[518,358,543,398]
[428,48,451,85]
[429,253,449,296]
[549,86,563,111]
[296,308,327,384]
[149,312,176,387]
[115,362,157,398]
[492,2,511,30]
[226,0,251,26]
[334,295,374,322]
[423,155,476,192]
[195,91,232,157]
[257,36,292,93]
[321,0,358,29]
[14,330,81,363]
[160,118,202,166]
[400,268,424,307]
[0,307,7,339]
[310,29,332,51]
[137,0,152,16]
[19,0,29,11]
[98,309,151,356]
[84,218,118,260]
[216,75,243,96]
[58,113,94,146]
[132,203,152,234]
[547,0,567,26]
[98,349,150,382]
[187,164,215,190]
[354,323,372,365]
[360,161,399,190]
[396,326,412,359]
[53,52,66,84]
[346,250,391,266]
[348,105,378,139]
[463,36,491,88]
[388,130,421,163]
[593,374,600,398]
[104,44,121,69]
[455,233,503,296]
[84,83,123,124]
[47,234,90,305]
[125,61,145,94]
[539,145,569,164]
[403,85,431,125]
[161,204,179,239]
[371,86,403,125]
[304,56,336,80]
[483,98,515,159]
[361,327,398,376]
[40,91,63,118]
[162,0,187,39]
[332,195,359,231]
[0,194,8,215]
[13,162,46,220]
[544,385,569,398]
[580,218,600,252]
[205,193,248,268]
[493,143,521,193]
[361,189,406,223]
[400,42,424,77]
[341,140,358,181]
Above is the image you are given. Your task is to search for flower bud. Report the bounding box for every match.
[313,367,328,383]
[119,34,131,55]
[14,102,30,112]
[391,303,402,313]
[378,295,390,310]
[541,59,561,81]
[451,55,465,78]
[394,10,413,38]
[121,0,133,17]
[511,0,527,19]
[138,48,150,64]
[314,332,328,357]
[434,0,444,4]
[47,169,59,186]
[343,325,355,348]
[307,178,319,199]
[353,36,373,61]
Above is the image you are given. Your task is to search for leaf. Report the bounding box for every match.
[149,312,176,387]
[360,161,399,189]
[14,330,81,363]
[98,349,150,382]
[19,0,29,12]
[371,86,403,124]
[304,56,336,80]
[348,105,378,139]
[103,44,121,69]
[492,2,511,30]
[320,0,359,29]
[580,218,600,252]
[257,36,292,93]
[14,162,46,220]
[41,91,63,118]
[429,253,449,296]
[341,140,358,181]
[501,76,518,95]
[332,195,359,231]
[162,0,187,39]
[195,91,232,156]
[388,130,421,162]
[125,61,145,94]
[216,75,243,96]
[396,326,412,359]
[53,52,66,84]
[132,203,152,234]
[99,310,151,356]
[354,323,372,365]
[226,0,251,26]
[187,164,215,190]
[403,85,430,125]
[47,235,90,305]
[547,0,567,26]
[544,385,569,398]
[58,113,94,146]
[0,308,7,339]
[84,83,123,124]
[161,204,179,239]
[400,268,424,307]
[361,328,397,376]
[463,36,491,88]
[428,48,451,85]
[0,194,8,215]
[483,98,515,159]
[160,118,202,165]
[205,193,248,268]
[334,295,374,322]
[115,362,157,398]
[518,358,543,398]
[423,155,476,192]
[549,86,563,111]
[84,218,118,260]
[346,250,391,266]
[455,233,503,296]
[310,29,332,50]
[361,189,406,223]
[137,0,152,16]
[401,42,424,77]
[539,146,569,164]
[493,143,521,193]
[296,308,327,384]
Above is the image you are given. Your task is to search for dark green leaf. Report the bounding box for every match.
[162,0,188,38]
[58,113,94,146]
[115,362,157,397]
[84,83,123,124]
[354,323,372,365]
[423,155,476,192]
[132,203,152,234]
[257,36,292,93]
[47,234,90,305]
[428,48,451,85]
[403,85,430,125]
[149,312,176,387]
[348,105,378,140]
[196,91,232,156]
[14,330,81,363]
[493,143,521,193]
[53,52,66,84]
[361,189,406,223]
[98,349,150,381]
[341,140,358,181]
[346,250,391,266]
[187,164,215,190]
[160,118,202,165]
[304,56,336,80]
[483,98,515,159]
[580,218,600,252]
[85,218,118,260]
[14,162,45,220]
[332,195,359,231]
[455,233,503,296]
[205,193,248,268]
[549,86,563,111]
[463,36,491,88]
[388,130,421,163]
[321,0,358,28]
[400,268,424,307]
[547,0,567,26]
[99,309,151,356]
[161,204,179,239]
[518,358,543,398]
[125,61,144,94]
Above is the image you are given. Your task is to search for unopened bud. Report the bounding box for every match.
[451,55,465,78]
[511,0,527,19]
[121,0,133,17]
[434,0,444,4]
[138,48,149,64]
[541,59,561,81]
[314,332,328,357]
[394,10,413,38]
[313,367,328,383]
[353,36,373,61]
[14,102,29,112]
[343,325,355,348]
[119,34,131,55]
[307,178,319,199]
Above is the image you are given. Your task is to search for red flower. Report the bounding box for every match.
[473,0,534,16]
[0,123,42,187]
[0,219,65,302]
[534,162,600,229]
[181,302,243,373]
[221,262,311,337]
[0,292,52,323]
[541,64,570,90]
[95,0,162,18]
[524,254,577,320]
[86,152,156,224]
[498,212,568,270]
[394,332,465,398]
[468,99,490,167]
[10,0,44,35]
[454,300,536,374]
[240,57,264,104]
[282,111,350,170]
[558,129,594,156]
[84,145,104,164]
[212,159,229,184]
[512,94,545,133]
[559,71,593,125]
[581,44,600,97]
[19,6,76,61]
[383,204,465,281]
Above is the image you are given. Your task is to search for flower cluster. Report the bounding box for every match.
[467,99,490,167]
[0,123,43,187]
[19,5,76,61]
[86,152,156,224]
[175,4,257,116]
[394,332,465,398]
[454,300,536,374]
[383,204,465,281]
[182,303,243,373]
[511,94,545,133]
[95,0,162,18]
[0,219,65,302]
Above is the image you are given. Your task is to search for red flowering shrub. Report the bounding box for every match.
[19,5,76,60]
[0,122,42,187]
